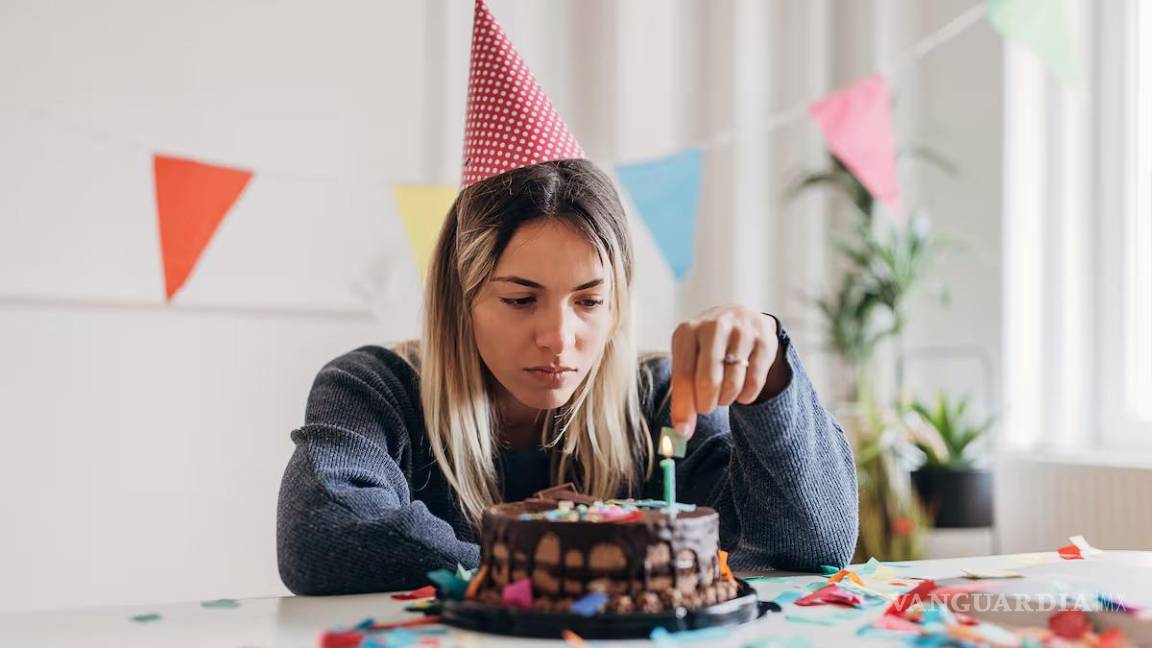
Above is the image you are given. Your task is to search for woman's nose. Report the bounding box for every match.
[535,305,577,356]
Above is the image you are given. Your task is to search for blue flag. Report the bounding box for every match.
[616,149,703,281]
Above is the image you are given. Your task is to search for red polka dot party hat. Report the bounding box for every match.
[461,0,585,187]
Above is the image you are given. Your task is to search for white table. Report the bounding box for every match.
[3,552,1150,647]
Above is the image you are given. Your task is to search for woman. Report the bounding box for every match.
[276,160,858,595]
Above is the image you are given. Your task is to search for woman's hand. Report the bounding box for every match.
[670,306,786,439]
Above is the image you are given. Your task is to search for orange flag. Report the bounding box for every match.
[153,155,252,301]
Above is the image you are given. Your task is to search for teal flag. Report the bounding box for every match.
[616,149,703,281]
[987,0,1079,85]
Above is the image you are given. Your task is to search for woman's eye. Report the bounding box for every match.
[500,297,535,307]
[580,298,605,308]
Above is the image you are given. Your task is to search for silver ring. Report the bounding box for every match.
[721,353,749,367]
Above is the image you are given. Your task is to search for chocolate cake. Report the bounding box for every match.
[468,484,740,614]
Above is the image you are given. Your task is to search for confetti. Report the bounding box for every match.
[569,592,608,617]
[502,578,533,610]
[793,584,861,608]
[392,585,438,600]
[561,629,588,647]
[1049,610,1091,639]
[130,613,161,623]
[427,569,468,600]
[319,630,364,648]
[827,569,864,586]
[1070,534,1104,556]
[1057,543,1083,560]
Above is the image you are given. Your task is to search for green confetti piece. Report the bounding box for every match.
[200,598,240,609]
[659,427,688,458]
[130,613,162,623]
[819,565,841,575]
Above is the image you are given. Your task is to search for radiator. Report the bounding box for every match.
[995,455,1152,553]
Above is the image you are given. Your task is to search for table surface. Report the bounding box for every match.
[3,551,1150,648]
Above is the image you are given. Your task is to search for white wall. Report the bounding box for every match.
[0,0,1001,611]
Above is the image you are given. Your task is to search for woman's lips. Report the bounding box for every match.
[525,367,575,387]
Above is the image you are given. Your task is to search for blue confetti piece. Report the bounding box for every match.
[570,592,608,617]
[353,617,375,630]
[772,591,803,606]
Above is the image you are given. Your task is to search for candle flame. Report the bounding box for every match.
[660,434,673,457]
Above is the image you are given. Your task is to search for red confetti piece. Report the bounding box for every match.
[886,580,937,617]
[319,630,364,648]
[1057,544,1083,560]
[794,584,862,608]
[1049,610,1091,639]
[392,585,437,600]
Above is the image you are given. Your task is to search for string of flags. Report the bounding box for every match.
[5,0,1078,303]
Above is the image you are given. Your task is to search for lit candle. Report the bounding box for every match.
[660,434,676,512]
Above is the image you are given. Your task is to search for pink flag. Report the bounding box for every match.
[809,75,902,213]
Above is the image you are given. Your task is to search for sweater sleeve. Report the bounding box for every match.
[276,348,480,595]
[643,328,859,572]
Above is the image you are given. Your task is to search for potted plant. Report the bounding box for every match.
[792,151,954,561]
[906,392,995,528]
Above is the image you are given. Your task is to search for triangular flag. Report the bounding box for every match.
[153,155,252,301]
[987,0,1079,85]
[616,148,703,281]
[809,75,902,213]
[393,186,457,280]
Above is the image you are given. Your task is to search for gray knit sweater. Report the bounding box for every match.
[276,328,858,595]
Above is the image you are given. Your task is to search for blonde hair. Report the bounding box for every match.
[416,160,654,527]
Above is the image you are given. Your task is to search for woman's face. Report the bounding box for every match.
[472,218,614,414]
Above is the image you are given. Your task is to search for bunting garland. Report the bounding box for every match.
[1,1,1079,304]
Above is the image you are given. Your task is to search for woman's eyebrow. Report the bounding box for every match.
[491,276,605,291]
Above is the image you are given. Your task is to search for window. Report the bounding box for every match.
[1004,0,1152,455]
[1099,0,1152,448]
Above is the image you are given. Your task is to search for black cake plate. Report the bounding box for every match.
[439,578,775,639]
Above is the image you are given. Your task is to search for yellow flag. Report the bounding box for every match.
[393,185,457,280]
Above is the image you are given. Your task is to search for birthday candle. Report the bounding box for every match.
[660,434,676,511]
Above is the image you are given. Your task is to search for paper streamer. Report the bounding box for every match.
[809,75,902,213]
[393,185,456,281]
[153,155,252,301]
[616,148,703,281]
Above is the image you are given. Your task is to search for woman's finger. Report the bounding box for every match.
[718,325,755,406]
[669,322,699,438]
[694,318,730,414]
[736,334,775,404]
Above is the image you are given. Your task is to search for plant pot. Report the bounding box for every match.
[911,467,993,528]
